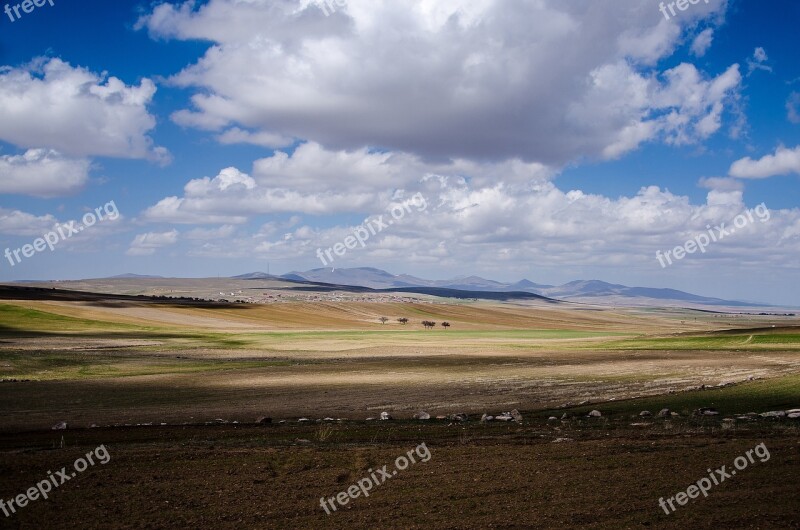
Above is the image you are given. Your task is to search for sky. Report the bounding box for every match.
[0,0,798,305]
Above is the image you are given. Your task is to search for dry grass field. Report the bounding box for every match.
[0,285,799,528]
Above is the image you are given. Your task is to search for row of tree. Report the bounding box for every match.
[378,317,450,329]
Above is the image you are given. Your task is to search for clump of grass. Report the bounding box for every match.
[315,424,335,442]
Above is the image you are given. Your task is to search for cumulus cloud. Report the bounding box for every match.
[0,149,90,197]
[142,167,379,222]
[126,230,179,256]
[690,28,714,57]
[185,225,237,240]
[729,145,800,179]
[138,0,733,165]
[0,58,168,162]
[132,136,800,276]
[0,208,58,236]
[216,127,294,148]
[747,46,772,76]
[180,177,799,278]
[141,142,557,223]
[699,176,744,192]
[787,92,800,124]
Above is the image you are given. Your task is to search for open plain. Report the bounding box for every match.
[0,281,799,529]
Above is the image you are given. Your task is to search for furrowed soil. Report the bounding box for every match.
[0,422,798,529]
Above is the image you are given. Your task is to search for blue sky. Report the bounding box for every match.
[0,0,798,305]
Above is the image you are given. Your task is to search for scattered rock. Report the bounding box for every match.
[256,416,272,425]
[435,415,447,420]
[51,421,68,430]
[587,410,602,418]
[639,411,652,417]
[298,418,311,423]
[693,407,719,417]
[760,411,786,418]
[380,412,393,421]
[295,439,312,445]
[510,409,523,422]
[656,408,671,418]
[448,413,468,422]
[786,409,800,414]
[552,437,573,443]
[548,416,559,422]
[495,414,513,422]
[365,417,376,421]
[323,417,336,422]
[788,413,800,420]
[560,413,570,420]
[480,414,491,422]
[89,423,99,429]
[413,411,431,420]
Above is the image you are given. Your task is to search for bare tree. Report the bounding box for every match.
[442,322,451,329]
[379,317,389,325]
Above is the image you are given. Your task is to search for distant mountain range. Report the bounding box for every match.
[232,267,768,308]
[107,273,165,279]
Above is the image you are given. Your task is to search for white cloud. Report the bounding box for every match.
[126,230,180,256]
[142,164,380,221]
[787,92,800,124]
[747,46,772,76]
[142,143,557,222]
[178,178,800,279]
[216,127,294,148]
[0,58,168,162]
[185,225,237,239]
[690,28,714,57]
[138,0,733,165]
[729,145,800,179]
[698,176,744,192]
[0,208,58,236]
[0,149,90,197]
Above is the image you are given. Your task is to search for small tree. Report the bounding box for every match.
[398,318,409,325]
[442,322,450,329]
[422,320,436,330]
[379,317,389,325]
